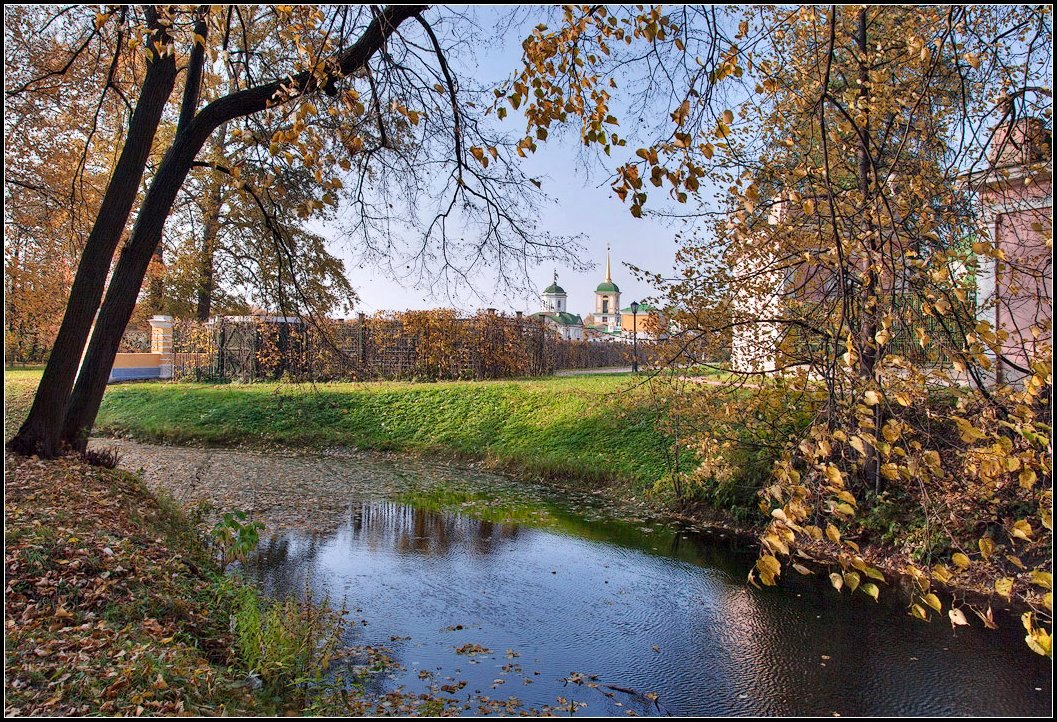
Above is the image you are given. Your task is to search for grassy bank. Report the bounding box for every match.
[92,373,691,491]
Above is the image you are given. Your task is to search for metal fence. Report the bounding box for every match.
[170,312,648,382]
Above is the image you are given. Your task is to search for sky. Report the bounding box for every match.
[327,7,686,319]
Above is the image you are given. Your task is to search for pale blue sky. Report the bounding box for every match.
[331,7,684,318]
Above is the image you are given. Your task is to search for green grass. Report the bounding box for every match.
[4,368,43,440]
[91,372,691,491]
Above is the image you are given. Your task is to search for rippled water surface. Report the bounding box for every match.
[235,457,1052,717]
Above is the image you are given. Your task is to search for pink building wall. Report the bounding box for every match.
[976,117,1052,385]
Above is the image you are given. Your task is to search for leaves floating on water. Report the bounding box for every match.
[455,643,491,656]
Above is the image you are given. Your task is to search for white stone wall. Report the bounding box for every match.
[542,292,566,313]
[730,198,787,374]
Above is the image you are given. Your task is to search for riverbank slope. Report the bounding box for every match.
[4,449,260,715]
[90,373,692,493]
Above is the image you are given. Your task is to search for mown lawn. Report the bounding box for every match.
[92,372,690,490]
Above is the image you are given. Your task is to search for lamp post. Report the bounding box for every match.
[630,301,639,373]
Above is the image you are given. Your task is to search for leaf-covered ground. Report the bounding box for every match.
[4,451,260,716]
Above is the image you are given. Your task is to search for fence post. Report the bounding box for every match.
[358,312,367,370]
[149,315,173,380]
[216,321,226,379]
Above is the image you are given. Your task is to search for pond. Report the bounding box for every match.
[108,441,1051,716]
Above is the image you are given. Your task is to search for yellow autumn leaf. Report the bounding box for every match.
[881,421,900,442]
[824,465,843,487]
[994,577,1014,599]
[1011,519,1033,541]
[672,99,690,125]
[864,566,886,582]
[1026,627,1052,658]
[756,553,781,581]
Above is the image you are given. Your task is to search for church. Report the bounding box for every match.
[532,249,664,343]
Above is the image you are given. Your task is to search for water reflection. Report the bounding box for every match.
[356,502,522,558]
[248,497,1052,717]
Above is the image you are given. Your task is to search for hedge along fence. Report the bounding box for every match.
[170,310,648,382]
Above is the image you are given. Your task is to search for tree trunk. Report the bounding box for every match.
[854,8,883,494]
[195,184,223,321]
[8,13,177,458]
[196,124,229,322]
[60,5,426,451]
[856,8,877,378]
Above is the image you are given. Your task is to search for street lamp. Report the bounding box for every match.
[630,301,639,373]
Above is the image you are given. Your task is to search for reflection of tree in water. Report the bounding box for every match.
[353,501,520,557]
[250,533,327,600]
[250,501,521,597]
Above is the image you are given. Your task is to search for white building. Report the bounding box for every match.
[730,198,785,373]
[533,271,584,340]
[584,248,622,334]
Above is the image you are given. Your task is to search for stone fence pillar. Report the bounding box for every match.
[149,315,174,380]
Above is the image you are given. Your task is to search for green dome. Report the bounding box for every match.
[595,280,620,293]
[543,283,566,295]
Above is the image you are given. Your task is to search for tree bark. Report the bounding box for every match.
[196,151,226,322]
[195,111,231,322]
[8,9,177,458]
[854,8,883,494]
[60,5,426,450]
[146,6,212,316]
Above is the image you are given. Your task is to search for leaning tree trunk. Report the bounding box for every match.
[60,5,426,451]
[8,12,177,458]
